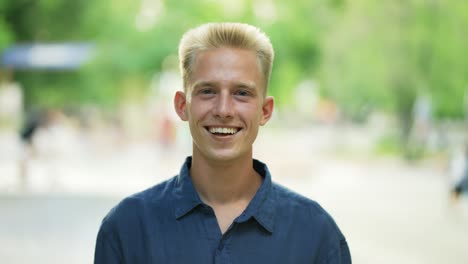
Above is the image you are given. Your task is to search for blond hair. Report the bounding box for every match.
[178,22,274,94]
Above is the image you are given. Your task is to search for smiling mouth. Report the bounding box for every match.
[206,127,241,136]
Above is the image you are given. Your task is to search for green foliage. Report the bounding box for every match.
[374,132,401,156]
[320,0,468,122]
[1,0,466,123]
[0,19,13,51]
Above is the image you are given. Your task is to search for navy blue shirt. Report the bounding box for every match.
[95,157,351,263]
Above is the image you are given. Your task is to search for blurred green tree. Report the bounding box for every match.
[319,0,468,155]
[1,0,466,136]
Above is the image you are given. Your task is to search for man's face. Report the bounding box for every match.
[174,47,274,163]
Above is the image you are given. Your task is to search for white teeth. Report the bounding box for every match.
[209,127,238,134]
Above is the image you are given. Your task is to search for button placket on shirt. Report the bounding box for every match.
[200,203,241,263]
[214,225,235,264]
[217,213,256,262]
[217,227,231,251]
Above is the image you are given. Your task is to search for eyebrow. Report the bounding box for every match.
[236,82,257,90]
[192,81,214,90]
[192,80,257,91]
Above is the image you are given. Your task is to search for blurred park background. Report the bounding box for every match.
[0,0,467,263]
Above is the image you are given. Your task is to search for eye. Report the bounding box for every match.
[199,88,216,95]
[235,89,251,97]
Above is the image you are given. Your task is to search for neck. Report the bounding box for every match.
[190,151,262,206]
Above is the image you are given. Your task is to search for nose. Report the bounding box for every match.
[213,91,234,119]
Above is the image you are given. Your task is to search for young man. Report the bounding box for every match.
[94,22,351,263]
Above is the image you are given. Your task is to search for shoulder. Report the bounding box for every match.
[272,183,351,262]
[273,183,328,216]
[100,176,177,231]
[272,182,345,239]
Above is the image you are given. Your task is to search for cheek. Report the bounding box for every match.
[241,108,264,125]
[188,102,211,120]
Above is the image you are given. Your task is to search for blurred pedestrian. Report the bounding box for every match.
[95,23,351,263]
[18,109,44,190]
[451,144,468,202]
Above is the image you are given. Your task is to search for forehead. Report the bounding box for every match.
[189,47,265,91]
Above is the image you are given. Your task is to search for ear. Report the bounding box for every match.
[174,91,188,121]
[260,96,274,126]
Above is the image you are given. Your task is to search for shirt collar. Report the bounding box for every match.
[236,159,276,233]
[173,157,204,219]
[172,157,277,233]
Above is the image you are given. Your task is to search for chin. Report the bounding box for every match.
[204,149,246,162]
[210,153,239,162]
